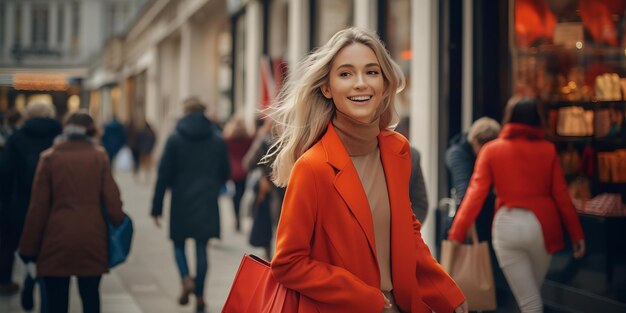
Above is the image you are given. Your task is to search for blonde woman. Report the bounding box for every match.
[266,27,467,313]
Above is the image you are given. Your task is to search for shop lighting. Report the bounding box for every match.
[13,74,69,91]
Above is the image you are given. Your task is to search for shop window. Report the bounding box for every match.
[71,1,80,53]
[384,0,411,138]
[511,0,626,308]
[314,0,353,47]
[218,30,233,122]
[31,4,49,49]
[268,0,288,59]
[234,13,246,112]
[14,5,21,47]
[0,2,4,50]
[57,4,64,44]
[105,3,116,39]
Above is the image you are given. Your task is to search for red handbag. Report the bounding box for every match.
[222,254,299,313]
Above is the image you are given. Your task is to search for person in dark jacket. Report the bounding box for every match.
[137,121,156,182]
[102,116,127,162]
[151,97,230,313]
[445,117,516,312]
[409,147,429,222]
[0,101,61,304]
[445,117,501,241]
[396,117,429,222]
[19,111,126,313]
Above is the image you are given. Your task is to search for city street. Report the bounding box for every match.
[0,169,265,313]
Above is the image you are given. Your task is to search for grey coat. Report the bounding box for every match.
[409,147,428,222]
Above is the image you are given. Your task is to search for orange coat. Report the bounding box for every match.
[271,124,465,313]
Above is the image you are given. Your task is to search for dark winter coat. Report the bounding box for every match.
[0,118,62,227]
[444,133,495,241]
[18,137,125,276]
[102,118,127,160]
[151,112,231,242]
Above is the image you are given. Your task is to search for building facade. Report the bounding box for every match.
[0,0,147,115]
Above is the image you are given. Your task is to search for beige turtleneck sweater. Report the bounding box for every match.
[332,110,393,292]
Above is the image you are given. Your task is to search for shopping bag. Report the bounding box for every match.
[107,214,134,268]
[114,146,134,171]
[441,225,496,311]
[222,254,299,313]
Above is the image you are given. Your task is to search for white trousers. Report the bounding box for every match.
[492,208,552,313]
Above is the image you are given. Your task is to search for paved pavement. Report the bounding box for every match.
[0,169,267,313]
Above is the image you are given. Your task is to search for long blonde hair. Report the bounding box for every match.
[264,27,405,187]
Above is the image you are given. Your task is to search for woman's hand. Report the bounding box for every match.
[382,292,392,311]
[573,240,586,259]
[454,300,468,313]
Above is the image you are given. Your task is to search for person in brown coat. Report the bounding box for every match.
[19,111,126,313]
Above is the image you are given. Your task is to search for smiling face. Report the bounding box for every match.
[321,43,386,123]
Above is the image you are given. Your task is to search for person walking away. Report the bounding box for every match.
[264,27,468,313]
[18,111,126,313]
[137,121,156,183]
[445,117,500,242]
[445,117,515,311]
[102,115,127,162]
[448,97,586,313]
[151,97,230,313]
[223,115,254,232]
[125,119,141,178]
[0,101,61,311]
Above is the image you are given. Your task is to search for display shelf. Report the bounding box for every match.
[544,101,626,110]
[546,134,625,144]
[514,44,626,58]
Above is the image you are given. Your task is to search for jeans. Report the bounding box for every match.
[40,276,101,313]
[174,239,208,296]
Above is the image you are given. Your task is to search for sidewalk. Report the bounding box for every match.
[0,169,265,313]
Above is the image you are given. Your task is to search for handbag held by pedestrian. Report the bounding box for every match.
[101,204,134,269]
[441,224,496,311]
[222,254,299,313]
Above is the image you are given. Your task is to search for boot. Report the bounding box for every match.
[196,296,206,312]
[178,276,195,305]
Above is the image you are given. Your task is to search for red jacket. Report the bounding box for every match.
[271,123,465,313]
[448,123,585,253]
[225,136,254,182]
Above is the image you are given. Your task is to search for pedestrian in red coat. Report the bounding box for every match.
[223,115,254,232]
[448,97,586,313]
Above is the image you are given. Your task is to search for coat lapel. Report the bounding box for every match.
[378,130,414,310]
[322,123,377,258]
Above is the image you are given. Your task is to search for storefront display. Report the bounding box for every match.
[511,0,626,310]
